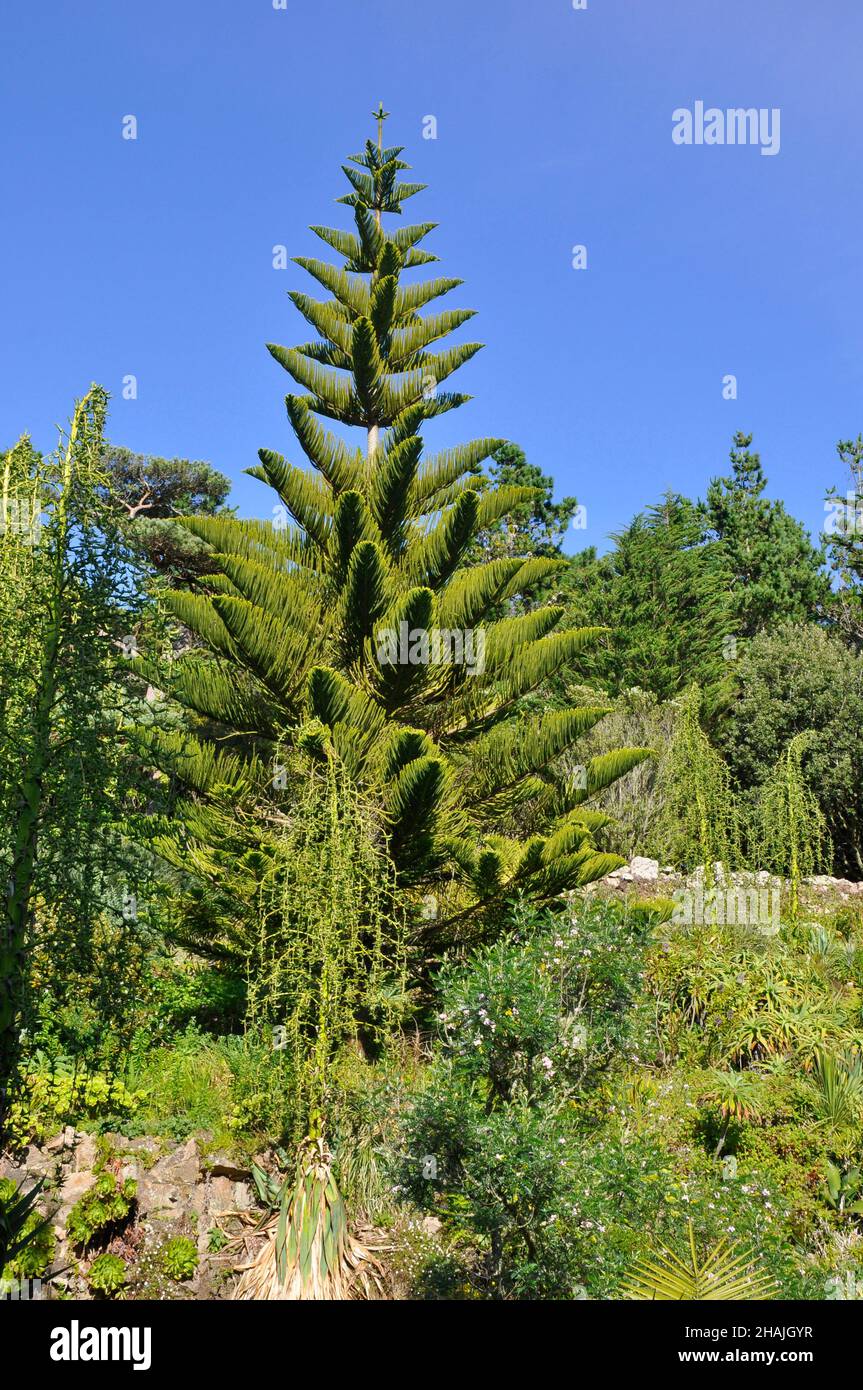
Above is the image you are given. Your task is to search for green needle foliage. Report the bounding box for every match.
[248,749,407,1138]
[101,445,234,586]
[700,433,828,638]
[564,493,733,705]
[824,435,863,647]
[134,118,649,943]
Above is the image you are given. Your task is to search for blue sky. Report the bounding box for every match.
[1,0,861,554]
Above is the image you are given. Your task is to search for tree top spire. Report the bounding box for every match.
[372,101,390,151]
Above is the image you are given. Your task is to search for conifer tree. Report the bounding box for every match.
[700,433,828,636]
[564,494,733,706]
[824,435,863,647]
[134,114,649,945]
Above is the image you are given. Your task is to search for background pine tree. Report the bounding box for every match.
[700,432,829,637]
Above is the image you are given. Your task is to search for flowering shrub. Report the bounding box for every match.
[432,900,648,1105]
[396,902,650,1297]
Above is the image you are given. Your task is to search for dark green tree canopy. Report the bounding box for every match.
[471,442,578,560]
[102,446,233,584]
[718,621,863,878]
[824,435,863,649]
[699,432,828,636]
[563,493,733,705]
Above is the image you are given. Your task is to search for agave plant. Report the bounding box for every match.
[0,1176,50,1274]
[234,1139,384,1301]
[807,1050,863,1131]
[824,1160,863,1217]
[622,1221,775,1301]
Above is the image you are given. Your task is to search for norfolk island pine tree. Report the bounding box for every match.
[130,110,652,957]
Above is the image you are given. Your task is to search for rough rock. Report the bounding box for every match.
[72,1134,98,1173]
[135,1177,184,1220]
[0,1132,264,1301]
[629,856,659,881]
[44,1125,76,1154]
[232,1181,253,1211]
[606,867,633,882]
[596,859,863,903]
[207,1176,237,1216]
[125,1136,161,1156]
[52,1170,95,1228]
[148,1137,200,1187]
[21,1145,61,1182]
[205,1150,252,1183]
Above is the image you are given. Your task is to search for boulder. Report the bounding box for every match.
[52,1170,95,1228]
[207,1177,236,1216]
[23,1145,58,1181]
[629,857,659,881]
[44,1125,76,1154]
[606,867,633,882]
[125,1136,161,1157]
[232,1181,254,1211]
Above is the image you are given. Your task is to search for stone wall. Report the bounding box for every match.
[1,1131,265,1300]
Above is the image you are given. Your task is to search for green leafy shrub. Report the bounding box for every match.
[824,1160,863,1216]
[125,1027,236,1142]
[87,1253,128,1298]
[160,1236,198,1281]
[397,902,650,1297]
[329,1043,423,1223]
[140,963,245,1043]
[5,1059,142,1149]
[126,1029,299,1150]
[66,1174,137,1249]
[719,622,863,877]
[562,686,679,863]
